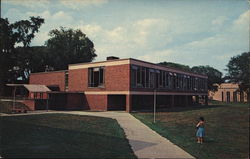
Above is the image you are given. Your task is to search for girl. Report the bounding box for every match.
[196,117,205,144]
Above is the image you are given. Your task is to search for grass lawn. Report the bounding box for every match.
[0,114,137,158]
[132,101,249,159]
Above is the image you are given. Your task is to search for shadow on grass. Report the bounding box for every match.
[0,117,137,159]
[132,104,226,113]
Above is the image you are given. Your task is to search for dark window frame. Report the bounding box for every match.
[88,66,105,88]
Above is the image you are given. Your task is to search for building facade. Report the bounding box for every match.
[209,83,248,103]
[29,58,208,112]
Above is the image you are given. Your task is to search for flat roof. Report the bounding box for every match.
[6,84,51,92]
[30,70,67,75]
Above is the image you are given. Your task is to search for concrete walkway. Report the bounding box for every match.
[1,111,195,159]
[67,111,195,159]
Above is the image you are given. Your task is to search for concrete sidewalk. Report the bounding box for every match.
[67,111,195,159]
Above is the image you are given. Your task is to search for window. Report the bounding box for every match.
[165,72,169,88]
[155,70,160,88]
[145,68,149,88]
[173,73,177,89]
[149,69,155,88]
[183,75,187,90]
[131,66,137,88]
[159,71,163,87]
[88,67,105,87]
[162,71,166,88]
[240,91,244,102]
[65,71,69,91]
[187,76,190,90]
[137,66,142,85]
[226,91,230,102]
[142,67,146,87]
[131,65,149,88]
[233,91,237,102]
[169,73,173,89]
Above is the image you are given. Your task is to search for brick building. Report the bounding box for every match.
[209,83,248,103]
[29,57,208,112]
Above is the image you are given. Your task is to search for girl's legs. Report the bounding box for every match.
[200,137,203,143]
[197,137,201,143]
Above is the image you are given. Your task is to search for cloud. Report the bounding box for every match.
[26,10,74,27]
[2,0,248,75]
[133,18,172,46]
[2,0,50,9]
[212,16,228,25]
[60,0,108,10]
[24,10,75,45]
[233,10,249,26]
[138,49,175,63]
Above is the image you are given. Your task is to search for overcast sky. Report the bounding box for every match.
[1,0,249,75]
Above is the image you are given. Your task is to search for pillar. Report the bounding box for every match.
[126,94,132,112]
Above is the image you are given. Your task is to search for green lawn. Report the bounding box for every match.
[0,114,136,158]
[132,102,249,159]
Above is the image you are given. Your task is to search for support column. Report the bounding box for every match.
[171,95,175,107]
[126,94,132,112]
[205,95,208,106]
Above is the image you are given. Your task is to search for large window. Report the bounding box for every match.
[130,65,207,92]
[149,69,155,88]
[131,66,137,88]
[88,67,105,87]
[65,71,69,91]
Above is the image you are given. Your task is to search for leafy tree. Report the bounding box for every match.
[45,27,97,70]
[158,61,191,72]
[226,52,250,101]
[0,17,44,95]
[191,65,223,91]
[15,46,50,73]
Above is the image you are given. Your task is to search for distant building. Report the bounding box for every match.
[13,57,208,112]
[209,83,248,103]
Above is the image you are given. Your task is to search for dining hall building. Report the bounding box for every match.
[27,57,208,112]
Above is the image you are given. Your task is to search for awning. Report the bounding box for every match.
[6,84,51,92]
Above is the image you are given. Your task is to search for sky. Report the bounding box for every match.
[1,0,249,75]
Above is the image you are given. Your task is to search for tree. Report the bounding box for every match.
[191,65,223,91]
[45,27,97,70]
[0,17,44,95]
[159,61,191,72]
[226,52,250,102]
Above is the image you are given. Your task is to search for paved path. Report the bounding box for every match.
[1,111,195,159]
[67,111,195,159]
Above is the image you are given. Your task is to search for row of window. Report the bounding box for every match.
[131,65,207,91]
[86,65,208,91]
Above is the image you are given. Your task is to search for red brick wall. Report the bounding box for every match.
[30,71,66,91]
[85,95,107,111]
[68,69,87,91]
[68,64,130,92]
[105,65,130,91]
